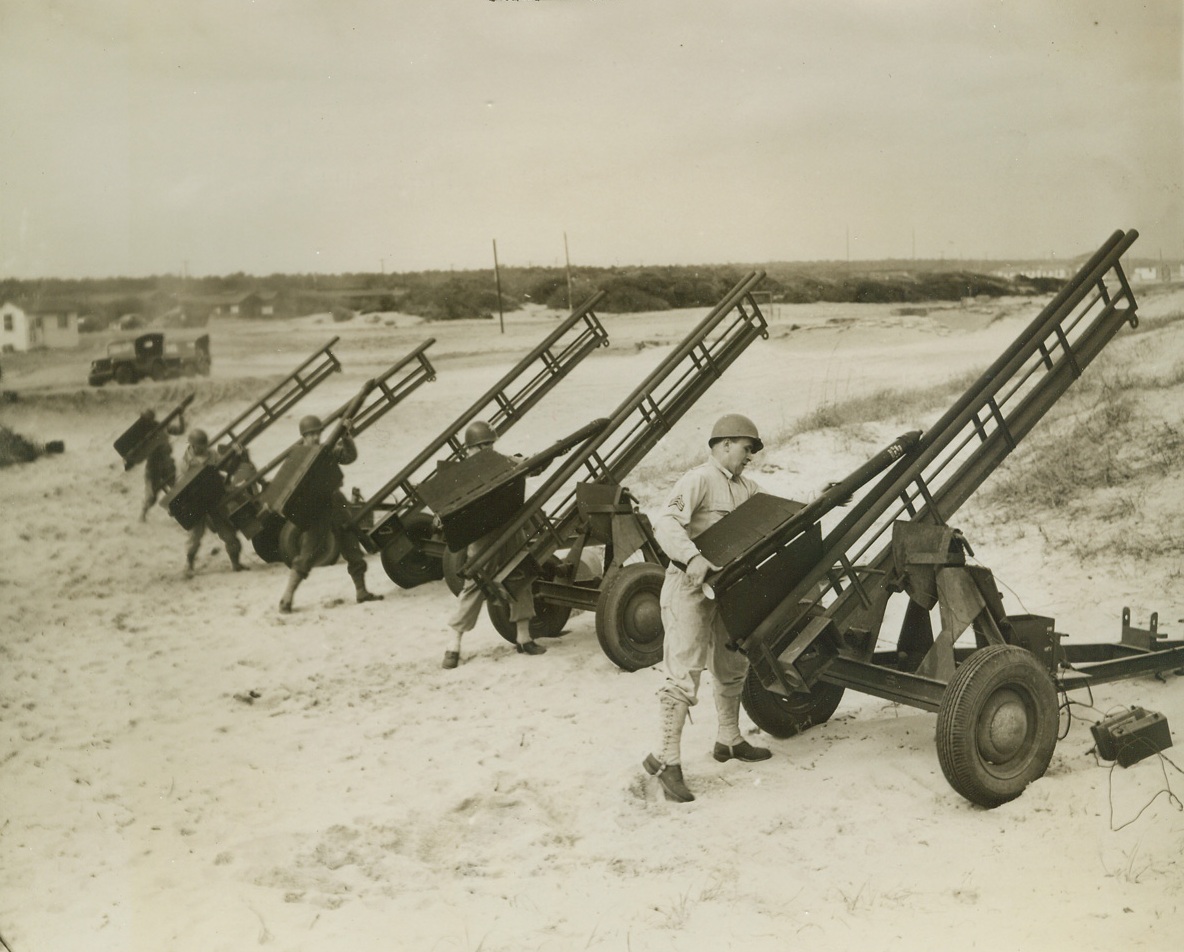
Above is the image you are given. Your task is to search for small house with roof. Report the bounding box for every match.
[0,301,81,352]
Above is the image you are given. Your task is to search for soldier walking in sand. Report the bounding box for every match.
[180,428,249,577]
[642,414,774,802]
[440,421,546,668]
[277,414,384,613]
[137,407,186,521]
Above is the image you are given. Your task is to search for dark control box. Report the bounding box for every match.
[1090,707,1173,767]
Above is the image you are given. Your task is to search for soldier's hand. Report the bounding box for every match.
[686,553,721,588]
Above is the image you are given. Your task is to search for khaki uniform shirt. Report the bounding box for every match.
[653,456,760,567]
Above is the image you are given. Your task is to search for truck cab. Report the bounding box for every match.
[89,333,211,386]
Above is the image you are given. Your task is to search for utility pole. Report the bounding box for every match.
[492,239,505,335]
[564,232,573,312]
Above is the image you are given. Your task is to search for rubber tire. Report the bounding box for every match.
[935,644,1059,809]
[487,596,573,644]
[594,561,666,671]
[278,520,340,568]
[741,664,846,739]
[442,546,466,597]
[379,512,443,589]
[149,359,167,381]
[115,364,135,385]
[251,514,286,563]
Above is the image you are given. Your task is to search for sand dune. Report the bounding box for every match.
[2,289,1183,952]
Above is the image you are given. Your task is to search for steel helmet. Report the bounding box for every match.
[299,414,324,436]
[464,420,497,449]
[709,413,763,453]
[188,428,209,450]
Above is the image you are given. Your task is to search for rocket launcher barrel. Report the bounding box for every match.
[702,429,922,598]
[323,377,378,448]
[513,417,613,483]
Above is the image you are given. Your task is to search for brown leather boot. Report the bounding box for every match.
[642,754,695,802]
[643,697,694,801]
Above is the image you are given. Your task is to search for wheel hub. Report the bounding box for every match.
[627,593,662,644]
[977,688,1030,763]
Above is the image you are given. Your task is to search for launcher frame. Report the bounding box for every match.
[701,230,1183,807]
[352,293,610,589]
[458,272,770,670]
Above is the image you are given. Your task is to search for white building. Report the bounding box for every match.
[0,301,81,352]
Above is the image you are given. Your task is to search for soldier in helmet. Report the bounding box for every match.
[138,407,186,521]
[642,413,772,802]
[277,413,384,613]
[440,420,545,669]
[181,428,249,577]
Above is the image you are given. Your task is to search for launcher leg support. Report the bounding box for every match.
[917,569,981,680]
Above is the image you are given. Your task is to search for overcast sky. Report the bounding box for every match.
[1,0,1180,278]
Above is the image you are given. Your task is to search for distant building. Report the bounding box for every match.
[0,301,81,352]
[202,291,292,320]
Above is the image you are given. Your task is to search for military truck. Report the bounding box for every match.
[88,332,211,386]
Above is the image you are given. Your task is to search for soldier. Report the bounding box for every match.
[138,408,185,522]
[441,420,544,668]
[642,413,772,803]
[277,414,384,613]
[181,428,249,577]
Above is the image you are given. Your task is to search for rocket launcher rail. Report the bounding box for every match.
[206,337,343,450]
[357,291,609,553]
[222,339,437,540]
[162,338,343,530]
[463,271,770,598]
[725,229,1142,695]
[237,338,436,492]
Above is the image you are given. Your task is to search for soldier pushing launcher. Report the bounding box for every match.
[180,428,250,577]
[264,396,385,614]
[137,407,186,521]
[112,395,193,522]
[437,421,544,668]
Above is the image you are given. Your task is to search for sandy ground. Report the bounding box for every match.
[2,285,1184,952]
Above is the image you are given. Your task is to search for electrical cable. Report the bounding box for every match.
[1108,746,1184,832]
[976,563,1034,617]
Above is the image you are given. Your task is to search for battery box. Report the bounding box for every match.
[1090,707,1173,767]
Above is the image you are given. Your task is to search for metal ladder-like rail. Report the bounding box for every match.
[208,337,343,450]
[231,338,437,493]
[465,271,770,593]
[358,292,610,550]
[739,229,1141,694]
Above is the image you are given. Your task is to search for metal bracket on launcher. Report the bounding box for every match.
[1121,606,1163,651]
